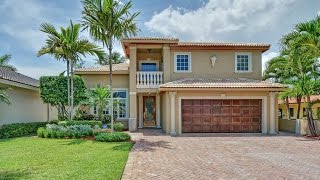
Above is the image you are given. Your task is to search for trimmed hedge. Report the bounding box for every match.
[94,132,131,142]
[37,124,93,139]
[58,120,102,127]
[0,122,48,139]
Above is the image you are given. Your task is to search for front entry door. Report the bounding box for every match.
[143,96,156,127]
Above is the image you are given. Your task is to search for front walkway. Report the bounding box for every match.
[122,130,320,180]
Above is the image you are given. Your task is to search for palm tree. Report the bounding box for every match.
[38,20,104,120]
[81,0,139,132]
[0,54,17,71]
[89,84,111,123]
[0,87,10,105]
[96,51,126,65]
[280,17,320,136]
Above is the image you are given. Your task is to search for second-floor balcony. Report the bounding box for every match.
[136,71,164,88]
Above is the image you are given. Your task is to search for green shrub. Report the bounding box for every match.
[0,122,48,139]
[94,132,131,142]
[38,124,93,139]
[58,120,102,127]
[37,127,45,138]
[114,122,124,132]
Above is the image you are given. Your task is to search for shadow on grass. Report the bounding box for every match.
[0,170,31,179]
[59,139,87,145]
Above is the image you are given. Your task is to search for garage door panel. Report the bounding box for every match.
[221,107,232,115]
[241,117,250,123]
[192,125,202,132]
[192,117,202,124]
[203,117,211,124]
[212,107,221,115]
[192,107,201,115]
[251,117,261,123]
[212,116,221,125]
[182,99,262,133]
[202,125,212,132]
[202,106,211,115]
[212,100,222,106]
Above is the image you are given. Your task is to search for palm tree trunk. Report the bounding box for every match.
[296,95,302,119]
[285,97,290,120]
[109,42,114,133]
[306,95,317,136]
[67,60,71,121]
[70,61,74,120]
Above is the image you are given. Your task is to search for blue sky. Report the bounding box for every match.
[0,0,319,79]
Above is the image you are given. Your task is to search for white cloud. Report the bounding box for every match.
[262,51,279,72]
[0,0,63,51]
[145,0,295,41]
[16,65,65,79]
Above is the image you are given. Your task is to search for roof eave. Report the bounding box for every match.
[159,87,287,92]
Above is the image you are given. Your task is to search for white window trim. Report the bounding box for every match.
[90,88,129,119]
[174,52,192,73]
[235,52,252,73]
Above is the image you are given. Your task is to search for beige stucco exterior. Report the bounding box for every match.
[168,50,262,82]
[0,83,57,126]
[76,38,282,135]
[278,102,320,120]
[79,74,129,89]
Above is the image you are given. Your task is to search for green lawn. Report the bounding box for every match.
[0,137,132,180]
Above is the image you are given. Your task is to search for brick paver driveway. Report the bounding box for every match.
[122,130,320,180]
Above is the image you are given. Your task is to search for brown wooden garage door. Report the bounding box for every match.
[182,99,262,133]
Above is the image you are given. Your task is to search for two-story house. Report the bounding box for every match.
[75,37,286,135]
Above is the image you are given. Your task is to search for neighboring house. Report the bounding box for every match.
[278,95,320,120]
[0,68,57,126]
[75,37,286,135]
[278,95,320,134]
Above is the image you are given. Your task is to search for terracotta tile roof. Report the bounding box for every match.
[75,62,129,72]
[278,95,320,104]
[159,78,287,89]
[0,68,39,87]
[171,42,270,47]
[122,37,179,41]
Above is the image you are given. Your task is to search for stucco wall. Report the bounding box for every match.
[167,50,262,82]
[163,90,275,135]
[79,74,129,89]
[278,119,320,135]
[279,119,296,133]
[0,84,57,126]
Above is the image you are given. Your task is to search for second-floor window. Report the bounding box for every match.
[174,52,192,73]
[235,52,252,72]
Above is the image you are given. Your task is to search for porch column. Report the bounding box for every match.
[269,92,276,134]
[156,93,161,128]
[138,94,143,128]
[129,45,137,132]
[169,91,177,136]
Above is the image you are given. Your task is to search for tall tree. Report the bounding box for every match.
[81,0,139,131]
[0,87,10,105]
[96,51,126,65]
[0,54,17,71]
[38,20,104,120]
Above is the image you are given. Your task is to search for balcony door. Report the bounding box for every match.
[141,63,157,71]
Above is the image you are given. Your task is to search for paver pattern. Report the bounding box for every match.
[122,130,320,180]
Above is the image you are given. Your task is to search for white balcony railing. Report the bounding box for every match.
[136,71,164,88]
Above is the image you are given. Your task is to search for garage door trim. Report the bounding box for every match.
[178,96,268,134]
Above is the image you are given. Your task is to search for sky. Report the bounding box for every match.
[0,0,320,79]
